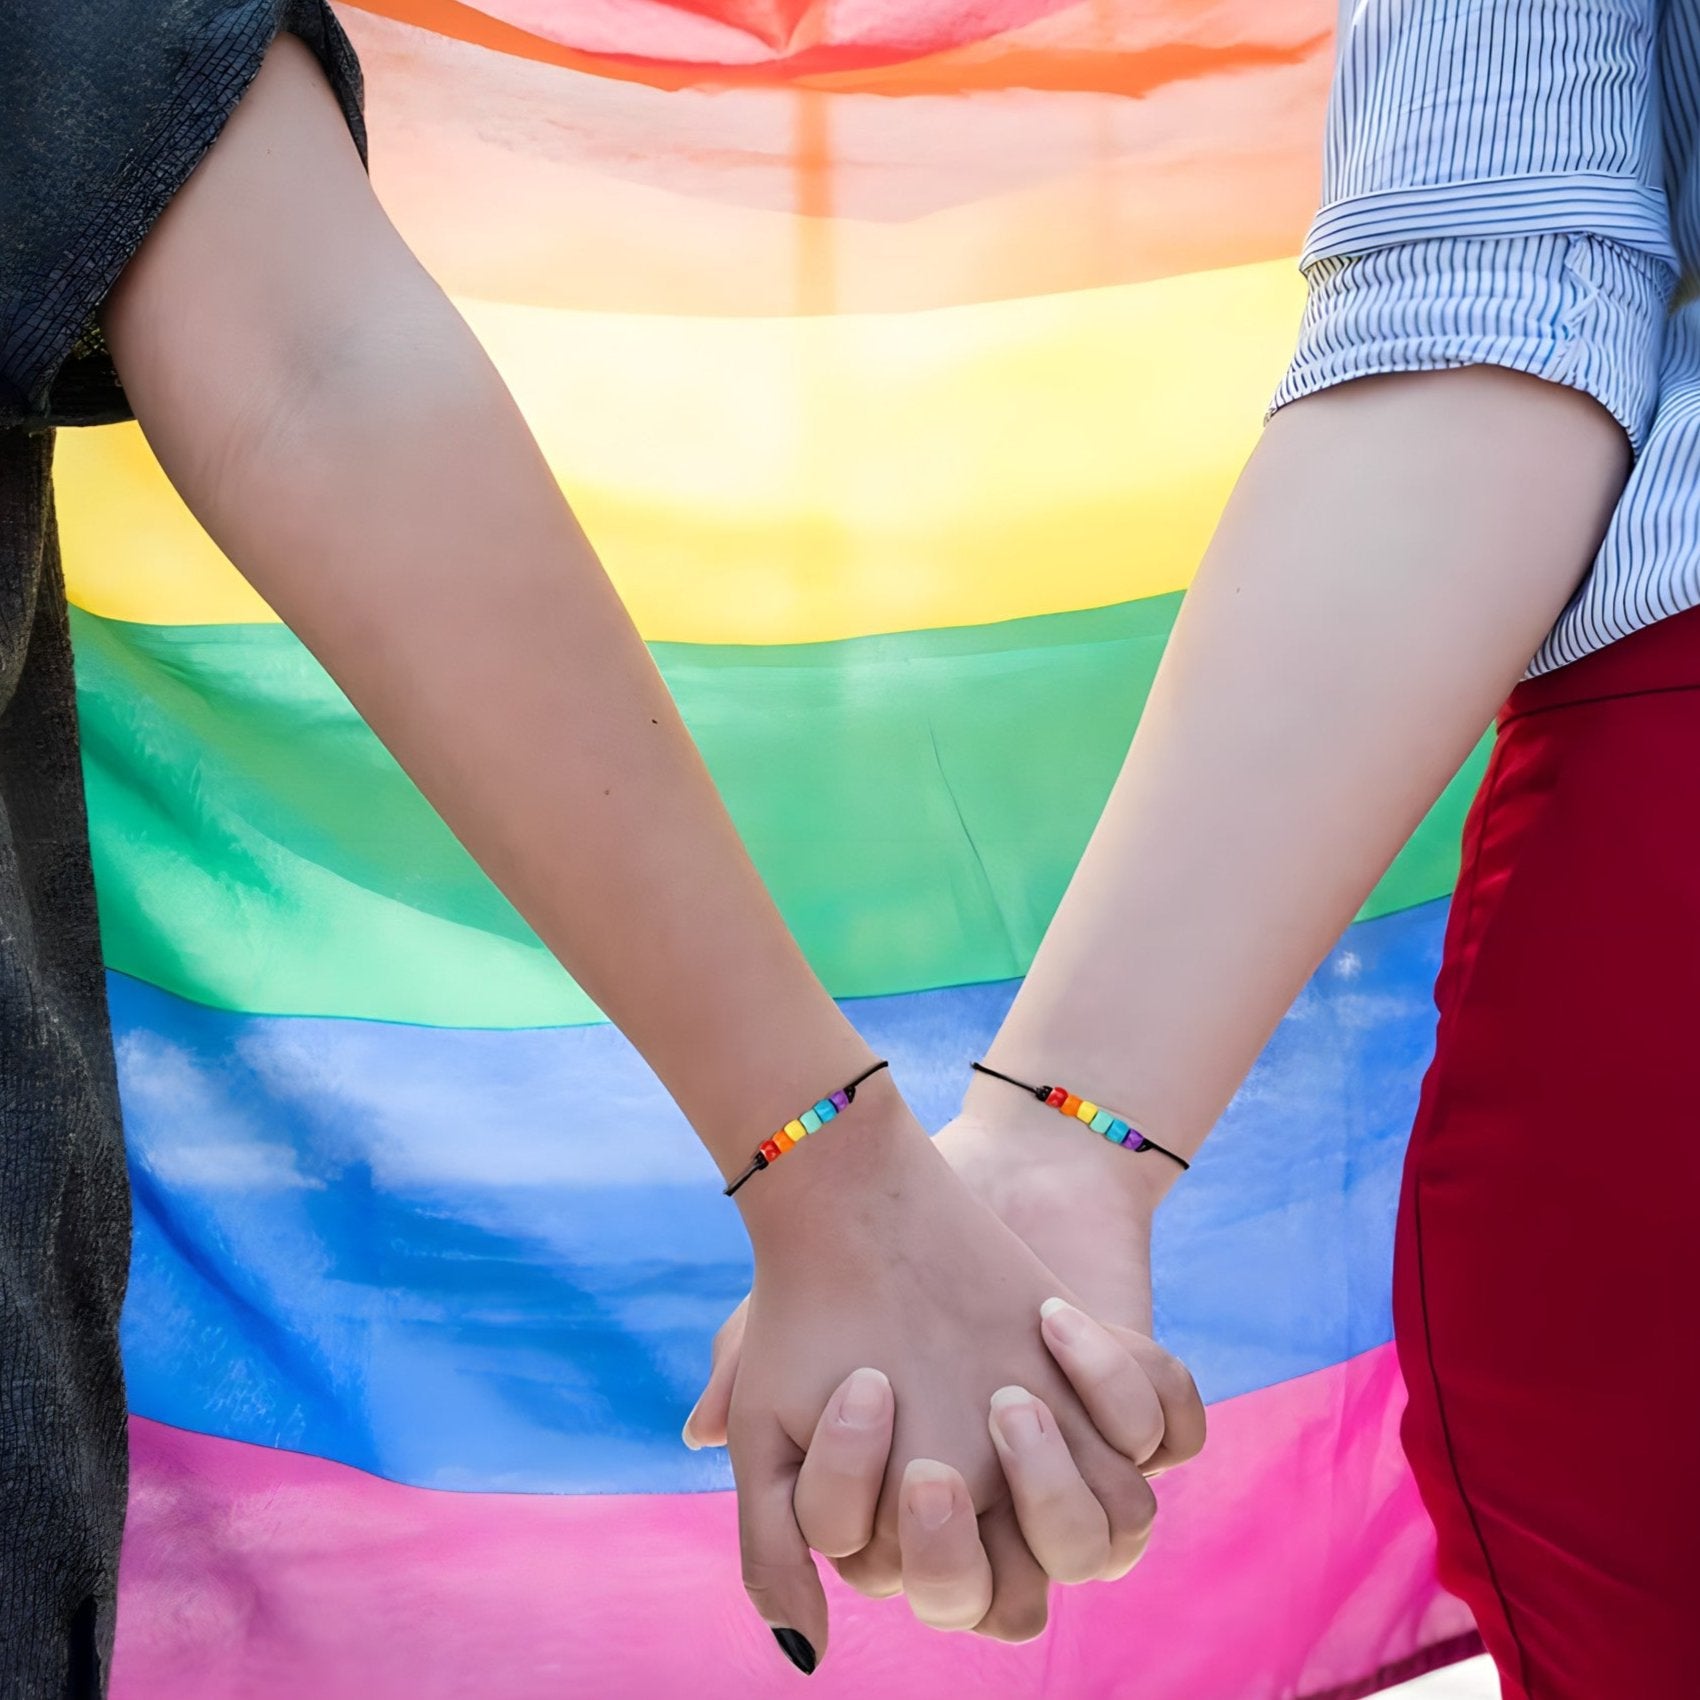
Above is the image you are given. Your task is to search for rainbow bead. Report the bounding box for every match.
[759,1139,783,1163]
[1050,1083,1150,1153]
[814,1099,837,1122]
[784,1118,808,1143]
[830,1089,850,1111]
[800,1109,822,1134]
[772,1129,796,1153]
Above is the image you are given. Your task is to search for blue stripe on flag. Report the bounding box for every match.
[116,898,1443,1493]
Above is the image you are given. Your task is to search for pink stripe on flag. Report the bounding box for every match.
[113,1343,1474,1700]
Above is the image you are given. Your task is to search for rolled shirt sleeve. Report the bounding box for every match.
[1270,0,1679,453]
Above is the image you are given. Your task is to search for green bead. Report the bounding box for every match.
[1089,1109,1115,1135]
[800,1109,823,1134]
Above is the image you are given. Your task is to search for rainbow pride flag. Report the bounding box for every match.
[71,2,1481,1694]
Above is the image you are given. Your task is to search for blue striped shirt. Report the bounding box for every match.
[1269,0,1700,675]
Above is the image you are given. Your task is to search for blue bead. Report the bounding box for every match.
[814,1099,837,1122]
[1107,1118,1129,1142]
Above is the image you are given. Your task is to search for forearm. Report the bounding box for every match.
[197,340,873,1170]
[96,38,884,1217]
[972,368,1631,1193]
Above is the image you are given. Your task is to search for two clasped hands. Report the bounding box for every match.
[676,1069,1207,1673]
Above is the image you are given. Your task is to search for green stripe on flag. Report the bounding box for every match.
[74,599,1483,1027]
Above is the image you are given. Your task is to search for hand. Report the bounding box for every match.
[721,1094,1176,1666]
[929,1101,1205,1481]
[929,1092,1179,1337]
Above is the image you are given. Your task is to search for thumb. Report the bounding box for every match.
[682,1296,747,1450]
[731,1414,830,1674]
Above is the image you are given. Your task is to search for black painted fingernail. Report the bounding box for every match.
[771,1628,817,1675]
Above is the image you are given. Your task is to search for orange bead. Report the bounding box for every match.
[772,1130,796,1153]
[1060,1095,1081,1117]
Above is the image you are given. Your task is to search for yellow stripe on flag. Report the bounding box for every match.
[59,260,1302,641]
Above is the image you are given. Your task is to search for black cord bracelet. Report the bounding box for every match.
[969,1061,1190,1171]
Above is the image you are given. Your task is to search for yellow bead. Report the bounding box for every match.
[1076,1101,1098,1124]
[785,1119,808,1142]
[772,1130,795,1153]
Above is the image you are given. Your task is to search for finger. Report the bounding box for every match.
[1114,1328,1208,1474]
[830,1535,903,1599]
[1085,1311,1209,1474]
[1083,1449,1158,1581]
[793,1369,894,1558]
[987,1387,1112,1584]
[1040,1396,1160,1580]
[682,1299,748,1450]
[971,1502,1051,1643]
[1039,1298,1167,1465]
[730,1416,829,1673]
[1020,1360,1156,1570]
[897,1460,995,1632]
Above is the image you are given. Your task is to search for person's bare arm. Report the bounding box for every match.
[955,0,1666,1245]
[957,368,1630,1246]
[100,39,865,1173]
[688,0,1670,1596]
[98,34,1180,1657]
[686,366,1631,1405]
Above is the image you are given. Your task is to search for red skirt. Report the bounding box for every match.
[1394,602,1700,1700]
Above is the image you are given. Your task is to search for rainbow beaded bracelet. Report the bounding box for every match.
[970,1061,1190,1171]
[723,1059,891,1196]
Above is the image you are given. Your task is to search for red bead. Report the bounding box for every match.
[1046,1087,1069,1108]
[759,1139,783,1163]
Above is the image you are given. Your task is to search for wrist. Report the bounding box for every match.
[957,1068,1182,1213]
[934,1097,1161,1334]
[735,1077,941,1261]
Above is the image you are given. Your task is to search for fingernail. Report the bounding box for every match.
[991,1385,1045,1448]
[906,1466,956,1531]
[1040,1296,1089,1345]
[834,1367,889,1428]
[772,1627,818,1675]
[680,1410,702,1451]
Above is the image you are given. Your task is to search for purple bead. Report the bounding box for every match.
[830,1090,851,1111]
[1121,1130,1148,1151]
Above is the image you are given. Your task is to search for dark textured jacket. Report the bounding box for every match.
[0,8,363,1693]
